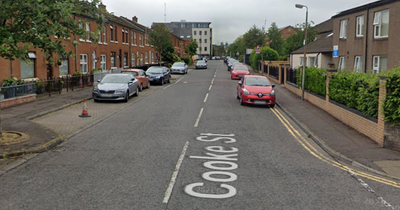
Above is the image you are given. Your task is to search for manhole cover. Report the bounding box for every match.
[0,131,30,145]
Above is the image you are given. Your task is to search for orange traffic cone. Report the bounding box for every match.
[79,99,91,117]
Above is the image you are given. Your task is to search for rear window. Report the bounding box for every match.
[123,71,139,77]
[244,77,271,86]
[234,66,248,70]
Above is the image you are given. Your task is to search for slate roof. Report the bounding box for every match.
[291,35,333,54]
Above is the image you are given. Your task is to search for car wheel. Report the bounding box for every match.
[160,78,164,85]
[236,93,240,99]
[134,88,139,96]
[239,96,245,106]
[139,84,143,92]
[124,91,129,102]
[94,99,99,102]
[269,103,275,108]
[167,77,171,83]
[147,82,151,89]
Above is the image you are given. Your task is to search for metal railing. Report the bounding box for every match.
[286,68,298,85]
[0,83,36,99]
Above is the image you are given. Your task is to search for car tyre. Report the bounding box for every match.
[160,78,164,85]
[94,99,99,103]
[134,89,139,97]
[124,91,129,102]
[236,93,240,99]
[139,84,143,92]
[269,104,275,108]
[147,82,151,89]
[239,97,245,106]
[167,77,171,83]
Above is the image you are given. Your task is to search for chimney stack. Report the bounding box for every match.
[132,16,138,23]
[99,2,107,11]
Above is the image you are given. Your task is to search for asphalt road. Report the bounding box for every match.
[0,60,399,209]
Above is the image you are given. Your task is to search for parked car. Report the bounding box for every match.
[121,69,150,91]
[227,60,240,71]
[170,62,188,74]
[236,75,276,108]
[93,73,139,102]
[195,60,207,69]
[231,65,250,80]
[146,66,171,85]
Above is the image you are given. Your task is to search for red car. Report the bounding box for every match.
[236,75,276,108]
[121,69,150,91]
[231,65,250,79]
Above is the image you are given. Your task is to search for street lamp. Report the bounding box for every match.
[295,3,308,101]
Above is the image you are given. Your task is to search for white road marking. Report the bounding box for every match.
[163,141,190,203]
[194,108,204,127]
[209,85,212,91]
[211,78,215,85]
[164,77,185,89]
[204,93,209,103]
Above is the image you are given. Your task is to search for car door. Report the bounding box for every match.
[140,70,148,87]
[128,75,136,95]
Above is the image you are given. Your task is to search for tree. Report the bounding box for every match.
[149,24,173,65]
[283,22,316,57]
[243,25,266,49]
[0,0,104,64]
[227,37,245,58]
[267,22,284,56]
[249,47,279,70]
[185,39,198,57]
[0,0,104,137]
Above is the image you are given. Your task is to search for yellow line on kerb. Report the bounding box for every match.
[270,107,400,189]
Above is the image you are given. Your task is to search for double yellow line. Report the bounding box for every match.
[271,107,400,189]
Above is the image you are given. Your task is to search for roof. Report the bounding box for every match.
[313,19,333,35]
[291,35,333,54]
[332,0,399,18]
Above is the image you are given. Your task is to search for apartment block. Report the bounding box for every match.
[332,0,400,73]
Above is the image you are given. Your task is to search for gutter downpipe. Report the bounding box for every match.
[364,8,370,73]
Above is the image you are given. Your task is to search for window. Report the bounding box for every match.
[92,51,97,70]
[123,53,128,68]
[373,56,387,73]
[199,39,202,43]
[374,10,389,38]
[137,51,140,66]
[111,52,116,67]
[122,29,125,43]
[194,31,197,35]
[145,52,148,64]
[21,52,36,78]
[134,32,137,45]
[338,56,346,70]
[130,31,133,45]
[59,59,69,76]
[205,39,207,43]
[199,31,202,36]
[103,26,107,44]
[309,57,317,67]
[340,20,347,39]
[205,31,207,35]
[139,34,143,46]
[80,54,88,73]
[204,47,207,51]
[354,56,363,73]
[101,55,106,70]
[140,54,143,66]
[86,22,91,42]
[110,25,114,41]
[145,34,148,45]
[79,22,85,42]
[356,16,364,37]
[131,53,135,67]
[299,57,305,66]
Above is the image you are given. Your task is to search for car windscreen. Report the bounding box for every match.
[123,71,139,76]
[146,67,163,73]
[172,63,185,67]
[233,66,248,70]
[245,77,271,86]
[197,61,206,64]
[101,75,129,83]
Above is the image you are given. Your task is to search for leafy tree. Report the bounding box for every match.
[249,47,279,70]
[227,37,245,58]
[283,22,316,57]
[243,25,266,49]
[0,0,104,64]
[149,24,173,65]
[267,22,284,56]
[185,39,198,57]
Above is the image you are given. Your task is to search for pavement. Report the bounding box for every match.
[1,63,400,182]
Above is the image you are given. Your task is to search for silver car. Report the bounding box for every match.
[170,62,188,74]
[93,73,139,102]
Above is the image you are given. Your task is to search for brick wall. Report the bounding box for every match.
[1,94,36,109]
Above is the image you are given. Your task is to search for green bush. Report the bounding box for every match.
[180,57,193,65]
[329,70,379,118]
[249,47,279,70]
[383,68,400,125]
[304,67,327,96]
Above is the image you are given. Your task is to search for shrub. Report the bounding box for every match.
[383,68,400,125]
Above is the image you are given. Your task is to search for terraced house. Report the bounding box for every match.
[332,0,400,73]
[0,3,186,82]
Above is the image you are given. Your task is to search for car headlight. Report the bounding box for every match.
[155,76,161,79]
[267,90,275,96]
[242,88,250,95]
[115,89,125,93]
[93,87,99,92]
[232,71,237,74]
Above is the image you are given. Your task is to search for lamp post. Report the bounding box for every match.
[295,4,308,101]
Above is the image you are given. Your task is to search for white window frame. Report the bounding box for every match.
[131,53,135,67]
[354,56,363,73]
[86,22,91,42]
[133,32,137,46]
[79,22,85,42]
[123,53,128,68]
[356,16,364,37]
[100,54,106,70]
[340,20,347,39]
[309,57,317,68]
[80,54,88,73]
[103,26,107,45]
[338,56,346,70]
[374,10,389,38]
[372,56,387,74]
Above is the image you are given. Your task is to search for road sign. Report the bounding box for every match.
[255,45,261,54]
[333,45,339,58]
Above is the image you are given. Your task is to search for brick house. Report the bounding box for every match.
[332,0,400,73]
[0,3,186,83]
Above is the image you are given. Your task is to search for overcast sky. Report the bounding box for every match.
[101,0,377,44]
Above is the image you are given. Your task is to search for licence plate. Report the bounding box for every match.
[101,94,113,97]
[254,100,266,105]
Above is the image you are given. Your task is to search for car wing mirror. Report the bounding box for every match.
[272,84,275,88]
[238,81,243,86]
